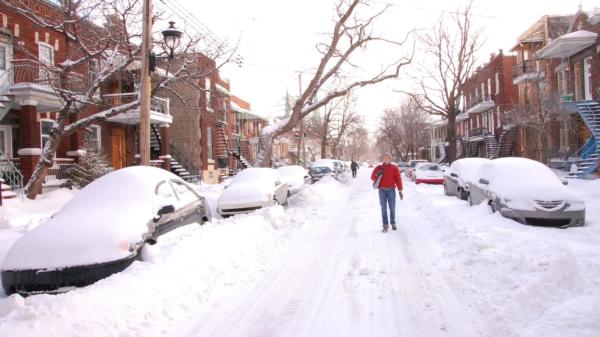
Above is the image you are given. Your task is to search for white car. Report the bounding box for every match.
[218,168,289,217]
[444,158,491,199]
[468,157,585,227]
[405,159,429,180]
[1,166,210,295]
[413,163,445,184]
[277,165,310,194]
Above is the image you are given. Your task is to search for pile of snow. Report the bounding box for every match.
[0,175,349,335]
[407,179,600,337]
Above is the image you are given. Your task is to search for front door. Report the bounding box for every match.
[111,128,126,169]
[584,56,593,100]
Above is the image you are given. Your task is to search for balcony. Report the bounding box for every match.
[512,60,544,85]
[6,59,86,112]
[103,93,172,125]
[467,127,491,140]
[465,96,495,115]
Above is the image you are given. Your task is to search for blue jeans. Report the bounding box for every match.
[378,188,396,226]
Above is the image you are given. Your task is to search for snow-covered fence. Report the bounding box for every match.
[43,158,75,188]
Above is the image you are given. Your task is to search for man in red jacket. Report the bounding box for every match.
[371,153,403,232]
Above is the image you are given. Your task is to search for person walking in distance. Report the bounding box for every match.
[350,160,359,178]
[371,154,403,232]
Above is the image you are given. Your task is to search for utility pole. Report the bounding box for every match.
[139,0,153,165]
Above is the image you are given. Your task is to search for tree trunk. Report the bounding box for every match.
[446,106,457,163]
[25,131,64,199]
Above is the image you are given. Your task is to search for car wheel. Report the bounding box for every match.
[459,188,468,201]
[443,183,449,196]
[273,196,280,206]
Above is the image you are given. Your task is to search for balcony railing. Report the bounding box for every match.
[468,127,489,138]
[11,59,86,92]
[465,95,495,114]
[102,93,170,115]
[512,60,544,84]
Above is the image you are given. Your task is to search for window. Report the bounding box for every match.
[0,125,12,158]
[40,119,55,149]
[481,83,485,100]
[206,127,213,159]
[88,59,99,85]
[38,43,54,65]
[205,78,212,111]
[0,45,6,70]
[89,125,101,151]
[495,72,500,95]
[487,78,491,98]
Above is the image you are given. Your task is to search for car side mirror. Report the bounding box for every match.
[479,178,489,185]
[157,205,175,216]
[450,173,458,178]
[562,179,569,186]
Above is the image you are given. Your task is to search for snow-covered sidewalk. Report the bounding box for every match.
[0,171,599,337]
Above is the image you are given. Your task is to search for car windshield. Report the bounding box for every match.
[310,167,331,174]
[410,161,426,167]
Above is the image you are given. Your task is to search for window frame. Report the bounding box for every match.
[40,118,56,150]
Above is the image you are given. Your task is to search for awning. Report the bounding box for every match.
[537,30,598,59]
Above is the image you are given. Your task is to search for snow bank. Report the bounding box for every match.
[407,179,600,337]
[0,176,349,336]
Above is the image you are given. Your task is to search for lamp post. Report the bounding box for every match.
[139,0,181,165]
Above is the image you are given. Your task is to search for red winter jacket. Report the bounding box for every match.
[371,163,403,190]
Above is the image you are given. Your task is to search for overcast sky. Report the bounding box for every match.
[165,0,583,132]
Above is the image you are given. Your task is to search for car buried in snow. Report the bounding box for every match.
[309,159,339,182]
[1,166,211,296]
[277,165,310,194]
[217,168,290,217]
[405,159,429,180]
[413,163,445,184]
[444,158,491,199]
[467,157,585,227]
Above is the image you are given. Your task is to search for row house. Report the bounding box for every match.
[230,95,262,169]
[428,120,446,162]
[509,14,572,163]
[536,10,600,177]
[457,50,517,159]
[0,0,175,193]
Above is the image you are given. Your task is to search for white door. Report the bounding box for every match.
[583,56,592,100]
[0,125,12,158]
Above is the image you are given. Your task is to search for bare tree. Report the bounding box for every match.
[4,0,234,198]
[256,0,413,166]
[342,124,369,160]
[378,98,429,161]
[403,1,483,163]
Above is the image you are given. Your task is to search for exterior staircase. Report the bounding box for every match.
[497,127,517,157]
[149,125,201,183]
[456,140,464,158]
[564,100,600,178]
[216,123,230,160]
[483,134,499,159]
[0,66,15,121]
[466,141,480,157]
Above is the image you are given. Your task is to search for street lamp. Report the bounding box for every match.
[161,21,182,60]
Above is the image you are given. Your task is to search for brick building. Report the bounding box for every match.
[457,50,518,159]
[0,0,176,193]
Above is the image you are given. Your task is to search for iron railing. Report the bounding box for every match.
[12,59,86,92]
[0,155,24,201]
[101,92,170,116]
[512,59,544,80]
[43,158,74,187]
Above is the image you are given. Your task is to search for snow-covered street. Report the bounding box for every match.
[1,170,600,337]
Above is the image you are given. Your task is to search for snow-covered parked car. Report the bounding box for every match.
[1,166,210,295]
[277,165,309,194]
[444,158,490,199]
[467,157,585,227]
[413,163,445,184]
[309,159,338,182]
[405,159,428,180]
[217,168,289,217]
